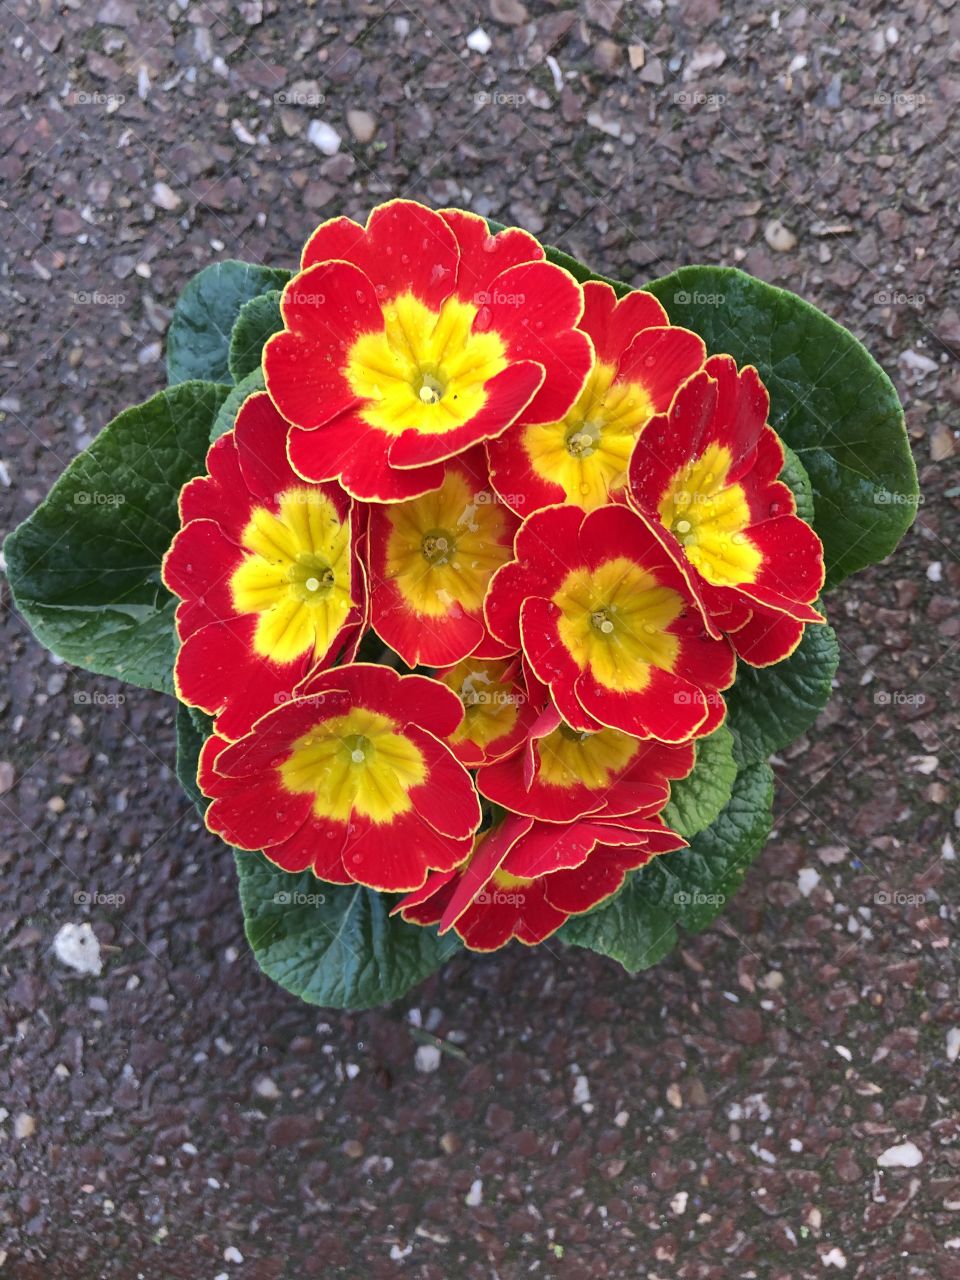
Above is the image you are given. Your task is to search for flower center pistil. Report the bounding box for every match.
[288,553,337,603]
[590,605,616,635]
[421,528,457,566]
[565,419,602,459]
[417,372,446,405]
[342,732,372,766]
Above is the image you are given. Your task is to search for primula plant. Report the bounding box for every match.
[6,200,918,1009]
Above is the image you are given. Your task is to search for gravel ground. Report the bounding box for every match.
[1,0,959,1276]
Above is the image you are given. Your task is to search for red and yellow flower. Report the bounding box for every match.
[486,281,706,516]
[434,655,538,768]
[628,358,825,664]
[199,664,480,892]
[263,200,593,503]
[484,503,736,742]
[162,392,366,739]
[477,703,695,823]
[396,811,686,950]
[365,448,518,667]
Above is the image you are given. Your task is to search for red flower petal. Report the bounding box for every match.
[439,208,544,303]
[264,260,383,432]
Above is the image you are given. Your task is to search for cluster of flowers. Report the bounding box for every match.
[163,200,825,952]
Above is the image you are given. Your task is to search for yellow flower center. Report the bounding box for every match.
[657,443,763,586]
[385,469,512,618]
[553,556,682,692]
[230,489,354,664]
[523,361,653,510]
[536,722,639,788]
[346,292,508,436]
[441,657,520,751]
[279,706,426,824]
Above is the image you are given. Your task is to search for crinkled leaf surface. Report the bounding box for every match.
[5,381,228,694]
[561,762,774,971]
[167,261,290,386]
[727,613,840,766]
[228,290,283,383]
[211,368,265,442]
[662,723,737,839]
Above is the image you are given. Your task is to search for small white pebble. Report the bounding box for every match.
[670,1191,688,1215]
[877,1141,923,1168]
[254,1077,280,1100]
[927,561,943,583]
[224,1246,243,1264]
[614,1110,629,1128]
[307,120,341,155]
[821,1246,847,1269]
[415,1044,441,1074]
[53,922,103,976]
[835,1045,852,1062]
[465,1178,483,1207]
[797,867,820,897]
[14,1113,36,1140]
[572,1074,591,1106]
[466,27,491,54]
[947,1029,960,1062]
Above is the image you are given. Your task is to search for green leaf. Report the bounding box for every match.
[662,722,737,838]
[4,381,229,694]
[175,701,206,811]
[779,442,815,525]
[167,261,291,386]
[643,266,917,589]
[211,368,265,442]
[235,854,462,1010]
[727,612,840,766]
[228,289,283,383]
[561,761,774,970]
[642,761,775,931]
